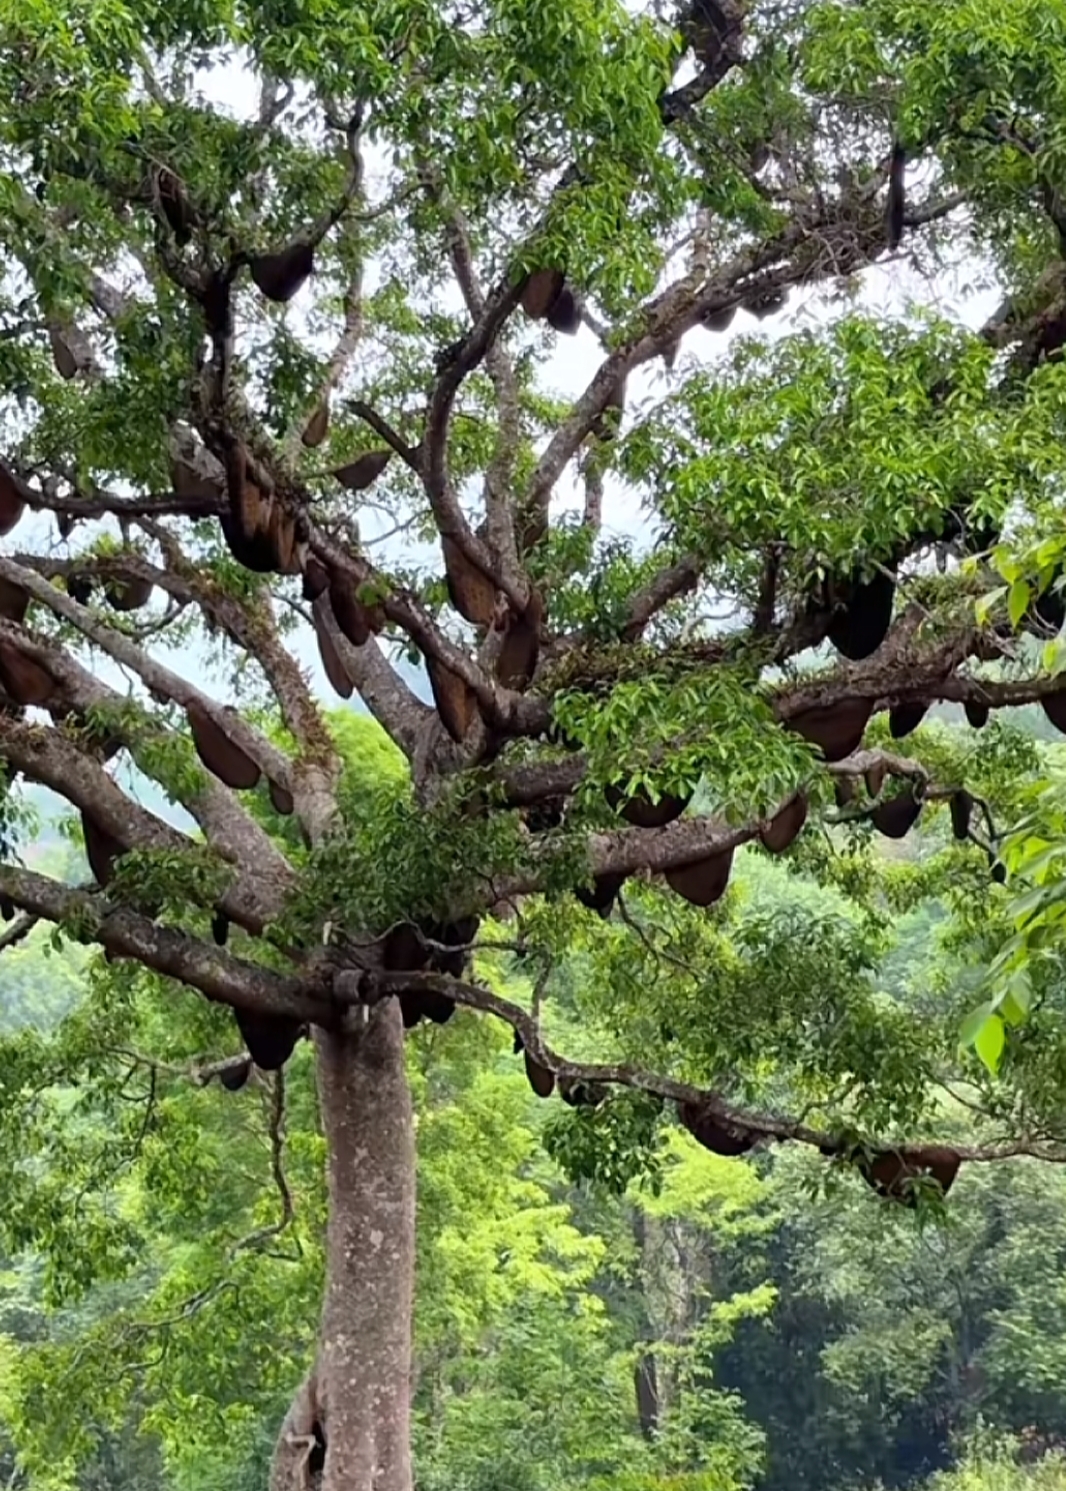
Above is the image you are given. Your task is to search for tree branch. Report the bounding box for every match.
[0,711,285,930]
[0,621,296,908]
[437,183,523,575]
[0,865,330,1023]
[0,558,296,793]
[364,968,1066,1164]
[321,613,433,760]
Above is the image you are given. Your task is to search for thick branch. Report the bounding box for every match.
[137,525,334,764]
[522,193,900,518]
[365,969,1065,1164]
[0,713,284,929]
[0,558,295,791]
[494,619,1042,808]
[9,461,220,523]
[308,532,540,733]
[321,613,433,760]
[0,865,330,1023]
[438,186,522,574]
[623,556,704,638]
[0,622,295,903]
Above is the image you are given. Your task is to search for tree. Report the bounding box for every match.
[8,0,1066,1485]
[918,1432,1066,1491]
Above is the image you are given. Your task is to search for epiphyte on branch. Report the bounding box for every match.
[605,783,689,829]
[869,783,923,839]
[268,779,295,816]
[521,268,566,319]
[679,1100,758,1156]
[524,1050,555,1098]
[80,809,124,886]
[559,1077,609,1107]
[249,240,315,303]
[219,1056,252,1091]
[520,267,583,335]
[786,697,872,762]
[759,793,808,853]
[760,793,811,852]
[700,304,736,334]
[329,569,385,649]
[442,534,498,627]
[886,142,906,251]
[234,1006,304,1070]
[743,288,789,321]
[333,449,393,491]
[546,284,582,335]
[302,402,330,449]
[949,788,973,841]
[0,464,26,537]
[311,596,355,699]
[888,701,928,739]
[859,1144,961,1207]
[65,571,94,606]
[154,166,195,247]
[493,593,543,690]
[0,577,28,623]
[824,568,896,661]
[575,872,627,918]
[1043,685,1066,735]
[186,700,262,791]
[0,642,55,707]
[426,654,477,742]
[221,442,307,576]
[664,847,734,907]
[103,574,154,613]
[47,324,79,379]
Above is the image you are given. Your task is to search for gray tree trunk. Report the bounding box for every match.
[271,1002,415,1491]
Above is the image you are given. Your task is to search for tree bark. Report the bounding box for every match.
[271,1001,415,1491]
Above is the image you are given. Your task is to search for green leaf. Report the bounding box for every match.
[975,584,1008,625]
[959,1002,993,1049]
[1008,578,1031,628]
[974,1012,1006,1075]
[1043,638,1065,674]
[1008,968,1032,1018]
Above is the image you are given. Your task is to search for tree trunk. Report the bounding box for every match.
[271,1002,415,1491]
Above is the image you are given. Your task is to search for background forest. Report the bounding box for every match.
[6,702,1066,1491]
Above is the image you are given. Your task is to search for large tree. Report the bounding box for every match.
[6,0,1066,1486]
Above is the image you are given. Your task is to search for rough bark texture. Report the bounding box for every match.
[272,1003,415,1491]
